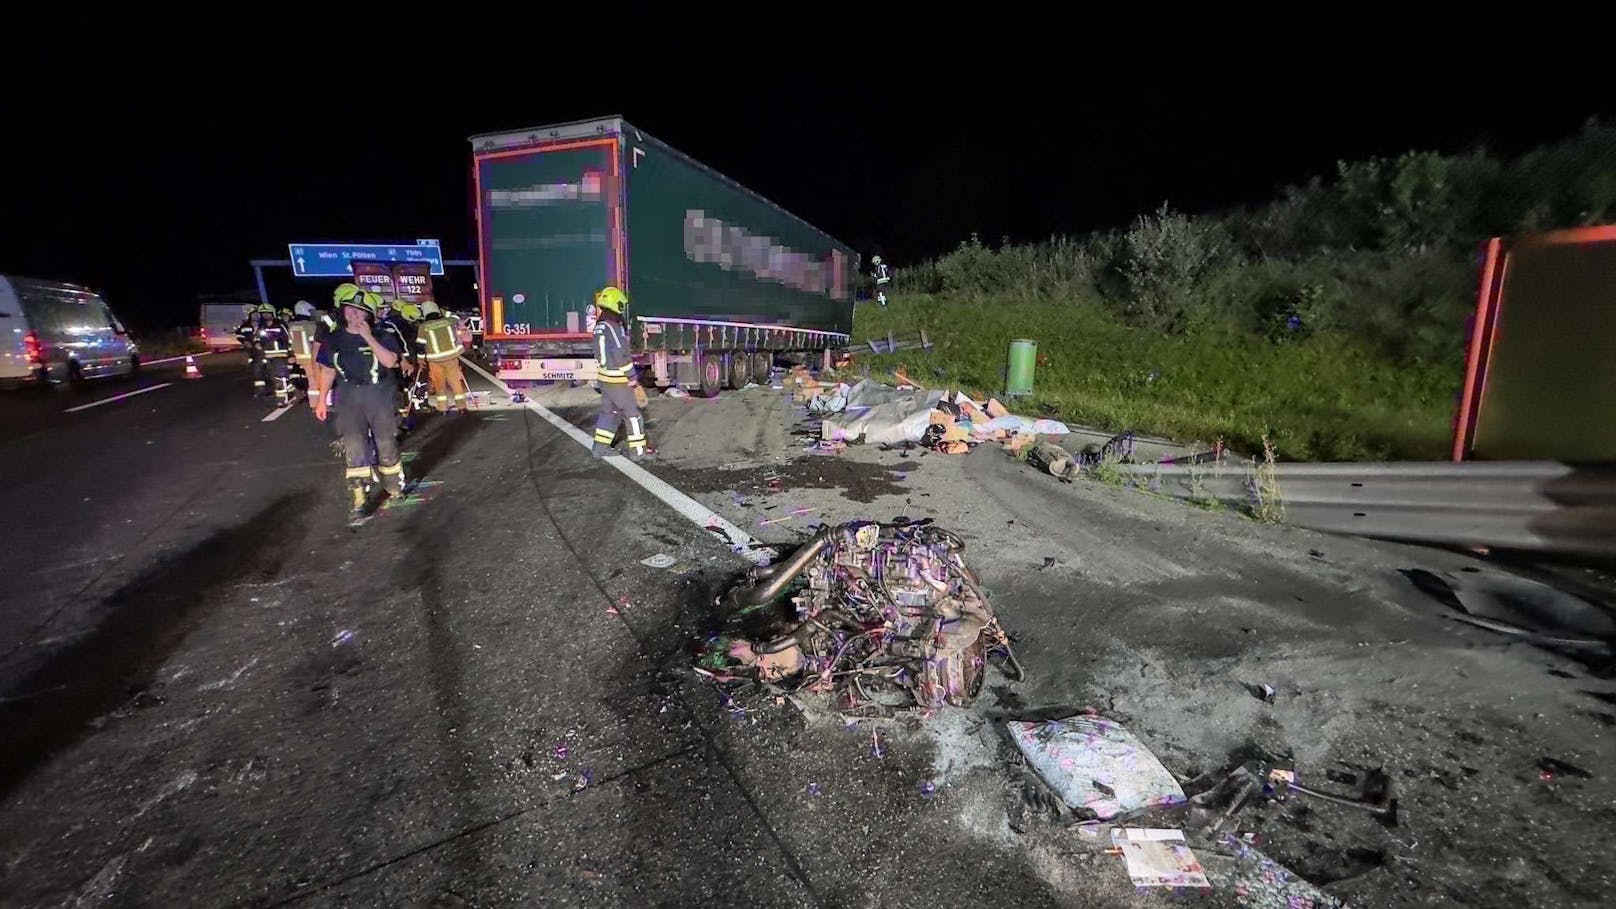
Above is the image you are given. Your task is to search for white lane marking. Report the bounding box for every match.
[262,404,293,422]
[461,359,777,566]
[140,351,217,367]
[63,383,173,413]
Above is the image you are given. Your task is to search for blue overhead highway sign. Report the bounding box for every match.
[288,240,444,277]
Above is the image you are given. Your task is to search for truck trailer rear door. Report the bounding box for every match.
[474,139,622,341]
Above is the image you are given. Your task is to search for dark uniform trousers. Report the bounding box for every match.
[250,347,269,396]
[267,356,292,405]
[592,384,646,456]
[337,382,405,496]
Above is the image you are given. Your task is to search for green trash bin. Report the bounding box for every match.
[1007,339,1037,397]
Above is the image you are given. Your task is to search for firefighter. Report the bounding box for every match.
[388,302,426,425]
[416,301,473,414]
[242,304,275,396]
[589,286,650,459]
[870,254,891,307]
[309,294,342,411]
[454,309,475,357]
[461,309,484,353]
[234,310,256,350]
[256,305,295,406]
[287,301,320,402]
[314,286,407,521]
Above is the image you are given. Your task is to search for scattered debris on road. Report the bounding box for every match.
[1403,567,1615,656]
[1537,755,1593,780]
[1020,439,1078,480]
[999,708,1414,900]
[1245,682,1277,703]
[1206,834,1346,908]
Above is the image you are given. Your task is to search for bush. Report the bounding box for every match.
[1116,203,1233,331]
[898,233,1113,301]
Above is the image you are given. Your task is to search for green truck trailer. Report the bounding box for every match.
[471,116,858,395]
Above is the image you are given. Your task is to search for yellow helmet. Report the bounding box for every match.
[594,285,628,314]
[396,302,424,322]
[336,288,380,316]
[333,283,363,307]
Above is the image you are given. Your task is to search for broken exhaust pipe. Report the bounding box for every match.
[732,528,832,610]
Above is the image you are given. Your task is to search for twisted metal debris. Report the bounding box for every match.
[717,519,1023,713]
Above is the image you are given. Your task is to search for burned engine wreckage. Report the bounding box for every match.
[711,519,1024,713]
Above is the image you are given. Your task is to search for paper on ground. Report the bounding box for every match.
[640,554,679,569]
[1111,828,1209,889]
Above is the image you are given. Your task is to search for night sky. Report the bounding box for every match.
[3,41,1610,333]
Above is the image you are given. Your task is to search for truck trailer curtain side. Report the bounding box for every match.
[471,116,857,395]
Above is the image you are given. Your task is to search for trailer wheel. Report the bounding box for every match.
[700,353,723,397]
[750,352,772,385]
[726,353,749,390]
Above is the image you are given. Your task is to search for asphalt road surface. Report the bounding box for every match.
[2,354,1612,908]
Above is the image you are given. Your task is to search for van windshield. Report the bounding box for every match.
[20,284,109,337]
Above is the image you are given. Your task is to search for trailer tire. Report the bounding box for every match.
[750,352,771,385]
[700,353,723,398]
[726,353,749,390]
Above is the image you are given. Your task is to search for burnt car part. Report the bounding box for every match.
[721,519,1023,710]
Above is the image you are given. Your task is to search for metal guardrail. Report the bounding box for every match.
[1120,460,1616,558]
[860,330,933,355]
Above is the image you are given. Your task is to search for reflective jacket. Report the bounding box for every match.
[593,318,634,385]
[288,319,317,360]
[417,316,462,362]
[257,319,291,358]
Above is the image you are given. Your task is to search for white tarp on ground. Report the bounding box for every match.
[821,381,946,445]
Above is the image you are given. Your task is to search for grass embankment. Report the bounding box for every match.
[850,295,1462,462]
[843,125,1616,462]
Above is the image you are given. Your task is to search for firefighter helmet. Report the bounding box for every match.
[337,288,380,316]
[594,286,628,314]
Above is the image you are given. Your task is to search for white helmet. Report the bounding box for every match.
[293,300,315,318]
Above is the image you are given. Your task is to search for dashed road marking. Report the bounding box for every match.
[63,383,173,413]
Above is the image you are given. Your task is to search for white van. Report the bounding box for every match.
[0,276,140,388]
[199,301,253,350]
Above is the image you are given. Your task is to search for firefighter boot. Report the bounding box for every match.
[348,479,368,523]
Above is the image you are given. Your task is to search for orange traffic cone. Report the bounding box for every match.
[184,355,202,379]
